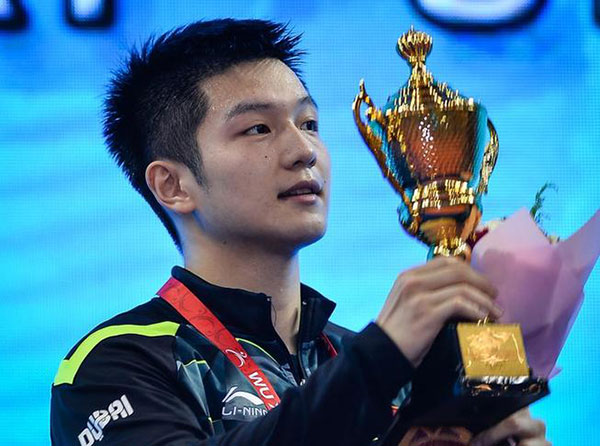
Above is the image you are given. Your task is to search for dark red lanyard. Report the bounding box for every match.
[157,277,337,410]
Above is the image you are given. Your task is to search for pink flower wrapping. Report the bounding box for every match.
[471,208,600,378]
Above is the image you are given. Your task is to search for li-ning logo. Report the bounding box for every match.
[77,395,134,446]
[224,348,248,367]
[222,386,264,406]
[221,386,267,421]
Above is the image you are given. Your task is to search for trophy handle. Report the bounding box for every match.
[352,79,385,156]
[352,79,410,197]
[477,118,499,195]
[353,80,413,212]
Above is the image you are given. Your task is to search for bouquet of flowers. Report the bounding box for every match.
[470,187,600,378]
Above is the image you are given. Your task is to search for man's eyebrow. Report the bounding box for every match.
[225,95,318,122]
[225,102,274,122]
[299,95,318,111]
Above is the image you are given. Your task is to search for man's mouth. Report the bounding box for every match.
[278,180,323,199]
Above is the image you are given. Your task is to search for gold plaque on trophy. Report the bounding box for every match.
[457,323,529,378]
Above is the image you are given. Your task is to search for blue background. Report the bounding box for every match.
[1,1,599,444]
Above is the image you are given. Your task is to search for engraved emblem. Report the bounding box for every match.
[457,322,529,377]
[466,327,512,367]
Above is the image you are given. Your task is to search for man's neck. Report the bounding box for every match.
[183,239,302,355]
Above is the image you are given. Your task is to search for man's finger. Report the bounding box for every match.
[471,408,546,446]
[520,440,552,446]
[430,284,503,321]
[412,257,498,298]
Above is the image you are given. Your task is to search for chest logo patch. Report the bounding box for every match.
[221,386,267,421]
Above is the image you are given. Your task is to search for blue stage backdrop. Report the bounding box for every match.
[1,1,598,444]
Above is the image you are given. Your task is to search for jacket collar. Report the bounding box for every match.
[171,266,336,343]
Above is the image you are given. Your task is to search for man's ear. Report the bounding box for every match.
[145,160,197,214]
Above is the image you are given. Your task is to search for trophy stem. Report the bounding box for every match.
[428,240,471,261]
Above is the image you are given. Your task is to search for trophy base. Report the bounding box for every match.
[382,323,549,445]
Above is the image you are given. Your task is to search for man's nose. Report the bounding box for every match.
[282,126,317,169]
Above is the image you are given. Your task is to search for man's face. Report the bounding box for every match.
[190,59,330,254]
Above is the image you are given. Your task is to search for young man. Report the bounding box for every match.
[50,19,550,446]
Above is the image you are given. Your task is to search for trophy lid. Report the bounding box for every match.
[393,28,476,114]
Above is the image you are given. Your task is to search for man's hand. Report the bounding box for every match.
[376,256,502,367]
[470,408,550,446]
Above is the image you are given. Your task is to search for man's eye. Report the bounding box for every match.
[301,120,319,132]
[244,124,271,135]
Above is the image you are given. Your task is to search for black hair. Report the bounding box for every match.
[103,19,305,251]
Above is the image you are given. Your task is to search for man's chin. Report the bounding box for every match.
[270,224,327,254]
[295,229,327,250]
[294,223,327,249]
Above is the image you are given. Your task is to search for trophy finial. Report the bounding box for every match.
[397,27,432,68]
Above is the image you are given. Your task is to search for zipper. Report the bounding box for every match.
[295,300,309,385]
[266,296,306,386]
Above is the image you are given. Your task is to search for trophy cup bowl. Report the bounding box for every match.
[388,106,491,259]
[352,29,548,445]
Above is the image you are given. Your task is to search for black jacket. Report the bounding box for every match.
[51,266,414,445]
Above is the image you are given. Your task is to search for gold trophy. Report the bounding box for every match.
[352,29,548,445]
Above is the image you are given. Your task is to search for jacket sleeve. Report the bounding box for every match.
[51,328,212,446]
[51,322,413,446]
